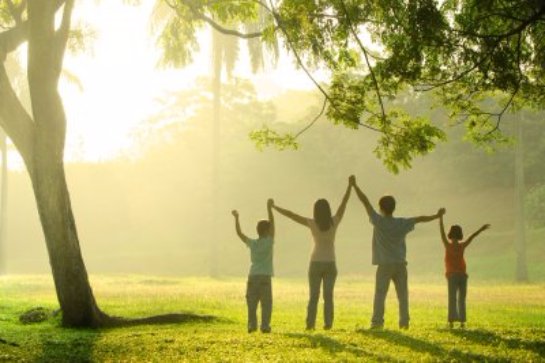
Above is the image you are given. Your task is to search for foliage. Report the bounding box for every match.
[249,126,298,151]
[156,0,276,68]
[1,276,545,361]
[157,0,545,173]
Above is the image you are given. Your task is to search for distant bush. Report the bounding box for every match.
[526,184,545,228]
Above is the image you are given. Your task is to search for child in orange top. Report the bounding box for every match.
[439,212,490,328]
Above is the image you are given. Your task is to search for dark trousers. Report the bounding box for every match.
[307,261,338,329]
[447,273,468,323]
[371,263,409,328]
[246,275,272,332]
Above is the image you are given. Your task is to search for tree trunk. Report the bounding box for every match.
[29,156,106,326]
[209,29,222,278]
[0,131,7,275]
[514,113,528,282]
[24,0,106,327]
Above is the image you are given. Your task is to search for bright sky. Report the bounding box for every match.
[52,0,321,164]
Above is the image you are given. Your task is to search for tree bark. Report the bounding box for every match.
[514,113,528,282]
[24,0,106,327]
[209,29,222,278]
[30,158,106,326]
[0,131,7,275]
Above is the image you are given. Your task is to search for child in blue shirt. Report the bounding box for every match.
[232,199,275,333]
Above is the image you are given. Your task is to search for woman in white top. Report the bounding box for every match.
[272,178,352,330]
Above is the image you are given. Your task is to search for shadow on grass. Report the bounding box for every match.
[36,313,220,362]
[39,331,100,363]
[357,329,506,362]
[284,332,395,361]
[448,328,545,358]
[106,312,218,327]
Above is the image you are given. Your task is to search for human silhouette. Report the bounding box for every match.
[232,199,275,333]
[272,178,351,330]
[350,175,444,329]
[439,212,490,328]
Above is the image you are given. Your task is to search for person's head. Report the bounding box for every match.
[313,198,333,232]
[448,225,463,241]
[379,195,396,216]
[256,220,271,238]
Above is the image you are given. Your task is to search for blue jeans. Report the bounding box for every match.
[371,263,409,328]
[447,273,468,323]
[246,275,272,332]
[307,261,337,329]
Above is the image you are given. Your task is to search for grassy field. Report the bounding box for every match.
[0,275,544,362]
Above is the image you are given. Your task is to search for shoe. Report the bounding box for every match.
[305,325,315,331]
[323,325,332,331]
[399,324,409,330]
[248,326,257,333]
[261,327,271,334]
[370,324,383,330]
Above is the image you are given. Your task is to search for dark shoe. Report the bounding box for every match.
[248,327,257,333]
[399,324,409,330]
[305,325,315,331]
[261,327,271,333]
[323,325,332,331]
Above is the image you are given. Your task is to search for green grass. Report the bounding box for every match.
[1,275,545,362]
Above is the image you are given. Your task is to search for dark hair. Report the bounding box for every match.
[257,220,271,238]
[448,225,463,240]
[379,195,396,215]
[314,199,333,232]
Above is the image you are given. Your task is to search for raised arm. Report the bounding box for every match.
[231,210,249,244]
[439,212,448,247]
[413,208,445,224]
[272,204,309,227]
[267,199,275,238]
[334,180,352,222]
[350,175,374,217]
[463,224,490,248]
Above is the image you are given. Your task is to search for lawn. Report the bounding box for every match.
[0,275,544,362]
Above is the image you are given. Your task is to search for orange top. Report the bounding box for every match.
[444,242,467,277]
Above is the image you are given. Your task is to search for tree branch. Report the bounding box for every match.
[53,0,74,71]
[172,0,264,38]
[294,96,327,139]
[270,1,380,133]
[5,0,23,25]
[0,63,34,168]
[454,5,545,39]
[0,0,64,61]
[0,21,28,61]
[339,0,386,123]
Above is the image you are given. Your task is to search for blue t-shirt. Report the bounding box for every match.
[245,236,274,276]
[369,210,415,265]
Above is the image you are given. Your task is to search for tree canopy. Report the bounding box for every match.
[158,0,545,172]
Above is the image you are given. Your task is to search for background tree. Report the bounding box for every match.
[157,0,544,169]
[157,0,544,281]
[156,1,277,276]
[0,127,7,275]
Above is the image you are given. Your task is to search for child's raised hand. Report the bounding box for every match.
[349,175,356,186]
[438,208,446,216]
[267,199,274,209]
[481,223,491,231]
[231,210,239,218]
